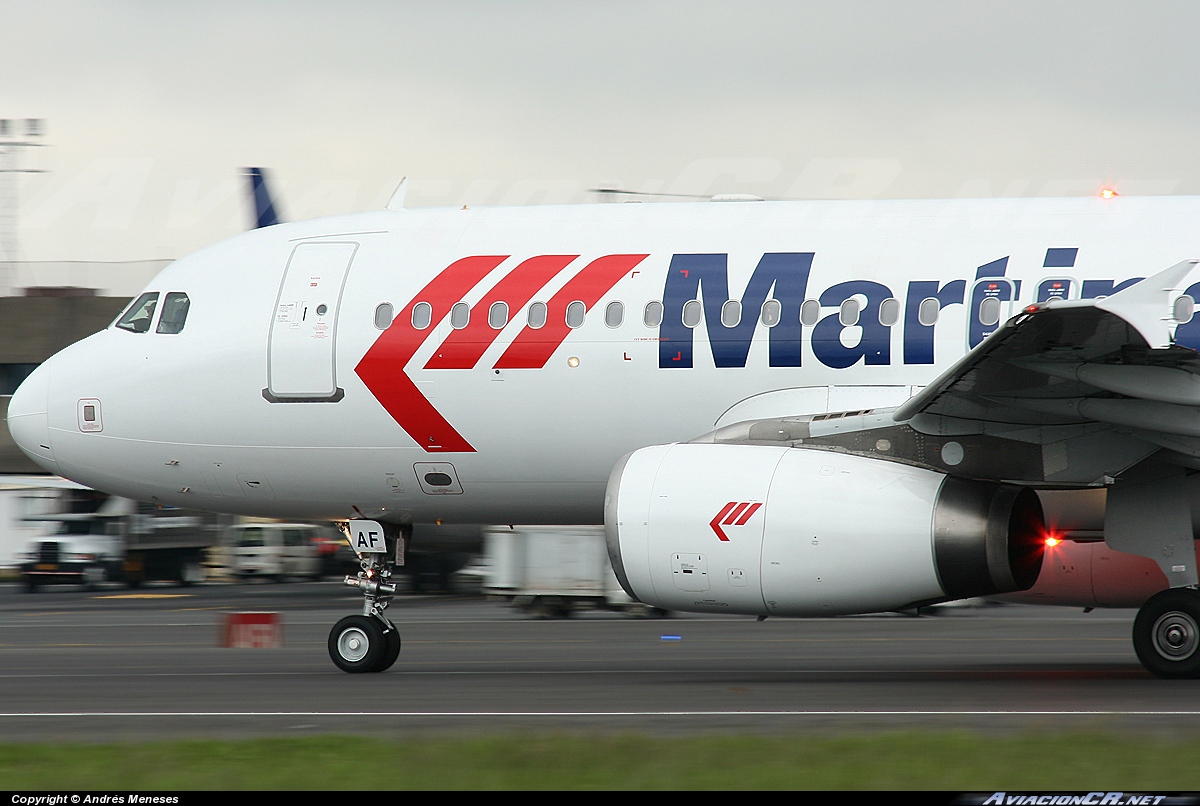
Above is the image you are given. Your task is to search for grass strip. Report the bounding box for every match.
[1,732,1198,790]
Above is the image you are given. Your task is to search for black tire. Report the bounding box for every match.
[378,621,401,672]
[1133,588,1200,679]
[328,615,385,673]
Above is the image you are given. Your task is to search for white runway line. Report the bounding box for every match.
[2,710,1200,718]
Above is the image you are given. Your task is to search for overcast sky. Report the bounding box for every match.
[4,1,1200,261]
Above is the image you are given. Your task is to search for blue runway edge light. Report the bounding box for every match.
[660,635,681,641]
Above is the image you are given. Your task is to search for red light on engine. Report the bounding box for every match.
[1100,188,1118,199]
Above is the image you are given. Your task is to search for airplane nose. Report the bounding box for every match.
[6,361,59,473]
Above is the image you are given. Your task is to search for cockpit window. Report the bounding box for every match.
[156,292,191,334]
[114,292,160,334]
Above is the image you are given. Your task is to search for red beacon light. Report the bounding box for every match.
[1044,533,1062,548]
[1100,188,1119,199]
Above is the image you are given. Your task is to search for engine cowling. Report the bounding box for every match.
[604,443,1045,616]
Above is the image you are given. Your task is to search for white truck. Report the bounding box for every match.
[483,525,667,618]
[18,495,229,591]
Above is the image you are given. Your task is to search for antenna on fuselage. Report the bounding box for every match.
[590,187,765,203]
[590,187,710,202]
[386,177,409,211]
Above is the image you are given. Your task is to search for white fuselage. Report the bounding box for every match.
[9,195,1200,524]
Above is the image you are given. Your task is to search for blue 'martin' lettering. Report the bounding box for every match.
[655,246,1139,369]
[903,279,965,364]
[812,280,895,368]
[659,253,811,368]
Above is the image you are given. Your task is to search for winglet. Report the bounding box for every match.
[386,177,409,211]
[1095,259,1199,349]
[244,167,281,228]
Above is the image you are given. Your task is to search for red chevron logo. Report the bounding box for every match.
[355,253,648,452]
[710,501,762,541]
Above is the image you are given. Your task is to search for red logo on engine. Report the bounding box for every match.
[710,501,762,541]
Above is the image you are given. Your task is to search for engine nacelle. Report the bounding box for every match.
[604,444,1045,616]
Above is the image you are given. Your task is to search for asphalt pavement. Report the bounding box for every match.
[0,578,1194,742]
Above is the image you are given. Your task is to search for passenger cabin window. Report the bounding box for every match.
[488,301,509,329]
[527,301,547,329]
[839,298,861,327]
[604,301,624,328]
[721,300,741,327]
[760,299,781,327]
[978,296,1002,326]
[450,301,470,329]
[800,299,821,327]
[565,300,586,329]
[879,298,900,327]
[1175,295,1195,324]
[374,303,394,330]
[115,292,159,334]
[682,299,702,328]
[156,292,191,334]
[643,301,663,327]
[918,297,940,326]
[411,302,432,329]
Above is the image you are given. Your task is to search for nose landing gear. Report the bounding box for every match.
[328,521,406,674]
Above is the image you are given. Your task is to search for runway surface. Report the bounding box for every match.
[0,579,1195,741]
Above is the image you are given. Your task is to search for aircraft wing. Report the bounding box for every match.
[698,259,1200,487]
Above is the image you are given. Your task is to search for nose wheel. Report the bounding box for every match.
[1133,588,1200,679]
[328,614,401,673]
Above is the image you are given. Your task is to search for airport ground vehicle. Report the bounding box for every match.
[483,525,665,617]
[19,495,228,590]
[227,522,335,581]
[12,193,1200,677]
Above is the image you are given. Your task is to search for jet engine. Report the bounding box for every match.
[604,443,1045,616]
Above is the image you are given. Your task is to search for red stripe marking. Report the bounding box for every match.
[354,255,507,452]
[734,502,762,526]
[424,255,578,370]
[710,502,738,542]
[493,254,649,369]
[723,502,750,525]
